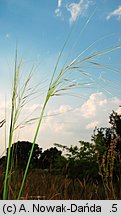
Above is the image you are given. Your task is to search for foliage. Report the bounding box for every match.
[7,141,42,169]
[92,110,121,199]
[54,141,98,180]
[109,110,121,137]
[92,110,121,157]
[37,147,62,170]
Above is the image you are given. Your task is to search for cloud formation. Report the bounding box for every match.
[106,5,121,21]
[86,120,99,129]
[58,0,62,8]
[80,92,107,118]
[55,0,62,17]
[0,91,121,154]
[66,0,92,23]
[36,92,121,148]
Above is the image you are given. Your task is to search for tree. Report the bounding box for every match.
[109,110,121,137]
[7,141,42,168]
[92,110,121,198]
[65,141,98,180]
[0,156,6,168]
[92,110,121,156]
[54,141,98,180]
[109,111,121,153]
[38,147,62,170]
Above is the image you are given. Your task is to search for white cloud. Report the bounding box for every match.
[55,0,94,22]
[41,105,72,133]
[38,92,121,144]
[55,8,62,17]
[55,0,62,17]
[80,92,108,118]
[58,0,62,8]
[116,107,121,115]
[106,5,121,21]
[0,91,121,154]
[86,120,99,129]
[66,0,92,23]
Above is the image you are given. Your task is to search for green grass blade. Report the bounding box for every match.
[3,49,19,199]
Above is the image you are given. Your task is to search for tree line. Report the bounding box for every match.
[0,110,121,182]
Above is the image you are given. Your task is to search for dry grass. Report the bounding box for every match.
[0,168,120,200]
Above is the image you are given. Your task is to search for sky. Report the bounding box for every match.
[0,0,121,155]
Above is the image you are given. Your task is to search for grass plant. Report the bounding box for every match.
[2,50,38,199]
[2,20,121,199]
[96,137,117,199]
[17,43,121,199]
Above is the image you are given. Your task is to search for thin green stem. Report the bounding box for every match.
[17,98,49,199]
[3,50,18,199]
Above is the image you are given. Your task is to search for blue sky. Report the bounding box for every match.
[0,0,121,154]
